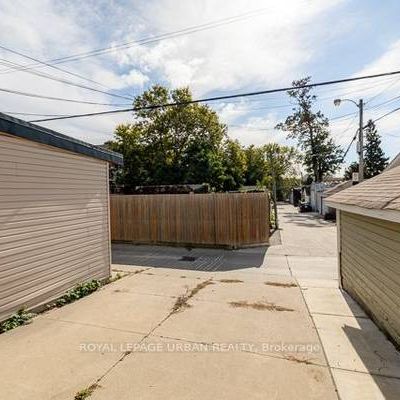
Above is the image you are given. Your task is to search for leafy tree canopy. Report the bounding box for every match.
[107,85,229,191]
[275,77,343,182]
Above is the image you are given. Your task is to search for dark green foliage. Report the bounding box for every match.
[221,139,246,191]
[244,145,265,185]
[344,161,359,180]
[364,120,389,178]
[56,280,101,307]
[0,309,36,333]
[344,121,388,180]
[106,85,230,191]
[276,77,343,182]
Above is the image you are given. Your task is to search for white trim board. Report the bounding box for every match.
[325,201,400,224]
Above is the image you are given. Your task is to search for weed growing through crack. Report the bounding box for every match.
[74,384,100,400]
[56,280,101,307]
[0,309,36,333]
[171,279,214,314]
[229,301,294,312]
[284,355,314,365]
[264,281,297,288]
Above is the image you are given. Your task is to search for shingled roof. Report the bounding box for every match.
[322,180,352,198]
[325,165,400,211]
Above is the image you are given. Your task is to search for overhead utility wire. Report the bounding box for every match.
[0,58,133,102]
[0,87,131,106]
[372,106,400,124]
[29,69,400,122]
[340,102,400,161]
[0,7,278,73]
[0,46,133,101]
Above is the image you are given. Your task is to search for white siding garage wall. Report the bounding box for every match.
[340,210,400,345]
[0,132,111,321]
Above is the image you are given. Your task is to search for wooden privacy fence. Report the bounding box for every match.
[110,192,269,248]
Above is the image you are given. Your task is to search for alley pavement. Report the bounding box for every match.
[1,204,400,399]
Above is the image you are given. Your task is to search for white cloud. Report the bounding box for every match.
[121,69,150,87]
[115,0,347,95]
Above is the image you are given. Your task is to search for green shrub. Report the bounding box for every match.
[0,309,36,333]
[56,280,101,307]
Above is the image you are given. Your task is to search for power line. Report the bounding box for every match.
[0,57,134,102]
[341,132,358,161]
[0,45,134,99]
[365,75,400,105]
[372,106,400,124]
[341,103,400,162]
[0,86,132,106]
[3,111,71,117]
[29,69,400,122]
[0,7,275,74]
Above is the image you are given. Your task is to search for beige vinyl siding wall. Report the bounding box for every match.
[0,132,111,321]
[340,211,400,346]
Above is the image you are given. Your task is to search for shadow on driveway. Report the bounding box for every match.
[279,211,335,228]
[112,243,269,272]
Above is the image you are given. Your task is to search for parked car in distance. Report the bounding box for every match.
[299,201,312,213]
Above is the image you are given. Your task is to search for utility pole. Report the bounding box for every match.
[358,99,364,182]
[334,97,365,183]
[272,175,278,230]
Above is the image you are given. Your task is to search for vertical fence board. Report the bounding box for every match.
[110,193,269,248]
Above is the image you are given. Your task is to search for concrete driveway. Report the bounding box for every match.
[1,204,400,399]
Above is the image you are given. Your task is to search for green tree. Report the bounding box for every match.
[344,161,359,181]
[275,77,343,182]
[343,120,388,180]
[364,120,389,178]
[244,145,265,185]
[221,139,247,191]
[259,143,299,198]
[106,85,228,191]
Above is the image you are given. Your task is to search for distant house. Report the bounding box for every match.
[0,113,123,321]
[320,181,353,218]
[310,180,351,217]
[326,166,400,346]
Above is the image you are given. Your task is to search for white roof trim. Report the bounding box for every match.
[325,201,400,224]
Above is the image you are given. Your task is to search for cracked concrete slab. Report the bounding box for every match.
[0,317,144,400]
[41,280,177,334]
[90,337,337,400]
[154,290,326,364]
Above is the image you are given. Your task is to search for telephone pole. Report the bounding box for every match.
[334,97,365,182]
[358,99,364,182]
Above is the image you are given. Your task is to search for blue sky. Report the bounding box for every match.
[1,0,400,171]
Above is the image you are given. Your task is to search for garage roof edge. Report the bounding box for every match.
[0,112,123,165]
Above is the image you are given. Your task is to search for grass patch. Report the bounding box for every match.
[229,301,294,312]
[219,279,243,283]
[0,309,36,334]
[74,384,100,400]
[56,280,101,307]
[264,281,297,288]
[171,279,214,314]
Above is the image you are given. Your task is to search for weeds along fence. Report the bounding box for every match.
[110,192,269,248]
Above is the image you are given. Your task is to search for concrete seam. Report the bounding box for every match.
[295,274,342,400]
